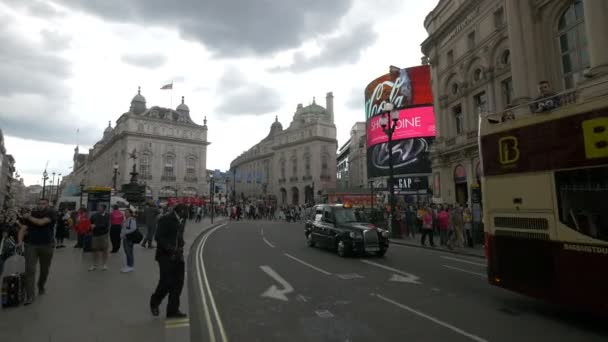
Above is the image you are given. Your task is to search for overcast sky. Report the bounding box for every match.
[0,0,438,186]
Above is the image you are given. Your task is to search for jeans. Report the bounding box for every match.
[440,230,449,246]
[123,238,134,267]
[25,244,54,299]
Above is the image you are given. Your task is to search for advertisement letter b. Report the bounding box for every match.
[498,136,520,165]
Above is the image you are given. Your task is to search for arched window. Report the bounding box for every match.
[140,153,151,179]
[159,186,177,197]
[558,0,589,89]
[164,155,175,177]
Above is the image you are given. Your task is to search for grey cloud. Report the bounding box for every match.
[40,29,72,50]
[0,15,82,145]
[121,53,167,69]
[273,24,377,73]
[0,19,71,97]
[3,0,64,18]
[214,68,281,116]
[53,0,353,57]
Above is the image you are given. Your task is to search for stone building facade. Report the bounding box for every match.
[422,0,608,206]
[230,93,338,206]
[336,122,368,190]
[64,88,209,201]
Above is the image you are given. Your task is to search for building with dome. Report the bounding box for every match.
[229,92,338,205]
[62,87,209,201]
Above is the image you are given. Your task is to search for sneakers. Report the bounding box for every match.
[120,267,134,273]
[88,265,97,271]
[24,297,34,306]
[101,265,108,271]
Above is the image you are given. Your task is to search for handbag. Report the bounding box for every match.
[127,219,143,244]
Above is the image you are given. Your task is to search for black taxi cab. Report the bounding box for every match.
[304,204,389,257]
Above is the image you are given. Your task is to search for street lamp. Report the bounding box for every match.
[79,179,86,208]
[55,173,62,204]
[51,172,56,200]
[42,169,49,199]
[209,174,215,224]
[379,103,401,238]
[112,162,119,190]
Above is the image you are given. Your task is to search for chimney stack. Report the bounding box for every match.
[326,92,334,123]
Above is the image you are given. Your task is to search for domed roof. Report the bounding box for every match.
[297,97,326,115]
[176,96,189,112]
[271,116,283,130]
[104,121,112,134]
[131,86,146,103]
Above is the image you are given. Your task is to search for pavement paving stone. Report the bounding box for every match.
[0,217,226,342]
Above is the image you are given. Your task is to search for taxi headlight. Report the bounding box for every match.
[381,230,389,238]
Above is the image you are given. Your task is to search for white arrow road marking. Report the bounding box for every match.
[260,265,294,301]
[373,293,489,342]
[442,265,485,278]
[262,237,275,248]
[389,274,421,284]
[441,256,486,267]
[361,260,421,284]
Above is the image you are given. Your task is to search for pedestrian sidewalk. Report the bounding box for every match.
[390,236,486,259]
[0,218,223,342]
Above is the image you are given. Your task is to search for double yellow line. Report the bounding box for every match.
[165,318,190,329]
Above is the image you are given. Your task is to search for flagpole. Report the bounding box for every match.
[170,81,173,108]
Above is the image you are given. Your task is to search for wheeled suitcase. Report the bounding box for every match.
[1,273,25,307]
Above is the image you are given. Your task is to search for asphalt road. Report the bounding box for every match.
[188,220,607,342]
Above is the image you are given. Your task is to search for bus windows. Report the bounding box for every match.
[555,166,608,241]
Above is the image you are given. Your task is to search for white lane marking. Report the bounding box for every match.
[389,274,421,283]
[284,253,332,276]
[441,256,486,267]
[198,223,229,342]
[262,237,275,248]
[260,265,294,301]
[336,273,364,280]
[315,310,334,318]
[195,229,216,342]
[373,293,489,342]
[296,294,309,303]
[442,265,486,278]
[361,260,421,284]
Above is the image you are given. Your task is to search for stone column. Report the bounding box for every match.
[505,0,538,104]
[583,0,608,76]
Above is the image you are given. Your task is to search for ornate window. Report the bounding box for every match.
[186,157,196,178]
[164,155,175,177]
[280,159,286,179]
[291,158,298,177]
[140,153,151,179]
[558,0,589,89]
[305,155,311,176]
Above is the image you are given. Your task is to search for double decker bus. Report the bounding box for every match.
[479,87,608,313]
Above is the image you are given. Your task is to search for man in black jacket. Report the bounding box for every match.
[150,204,187,318]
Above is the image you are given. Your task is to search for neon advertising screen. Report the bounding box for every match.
[365,65,436,178]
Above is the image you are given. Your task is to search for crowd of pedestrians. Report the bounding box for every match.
[0,198,189,317]
[395,203,476,249]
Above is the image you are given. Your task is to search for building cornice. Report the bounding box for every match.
[421,0,485,54]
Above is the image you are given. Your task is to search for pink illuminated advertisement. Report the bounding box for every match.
[366,106,436,147]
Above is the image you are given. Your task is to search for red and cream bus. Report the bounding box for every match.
[479,88,608,313]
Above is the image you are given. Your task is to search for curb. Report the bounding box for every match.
[390,239,486,259]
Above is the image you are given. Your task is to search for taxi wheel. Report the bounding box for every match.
[337,240,349,257]
[306,233,315,247]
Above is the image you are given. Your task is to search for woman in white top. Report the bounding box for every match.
[120,209,138,273]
